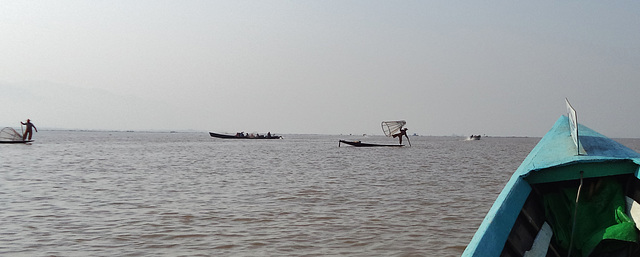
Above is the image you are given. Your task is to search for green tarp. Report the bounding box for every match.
[543,178,638,257]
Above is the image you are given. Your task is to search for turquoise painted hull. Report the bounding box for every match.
[462,116,640,257]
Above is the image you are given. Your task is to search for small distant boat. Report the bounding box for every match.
[463,99,640,257]
[467,135,481,140]
[209,132,281,139]
[338,140,403,147]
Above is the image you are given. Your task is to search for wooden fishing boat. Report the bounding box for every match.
[0,140,33,144]
[463,102,640,256]
[0,127,33,144]
[338,140,403,147]
[209,132,281,139]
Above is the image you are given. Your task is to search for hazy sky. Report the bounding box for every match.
[1,1,639,137]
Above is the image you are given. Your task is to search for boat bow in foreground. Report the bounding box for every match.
[463,115,640,257]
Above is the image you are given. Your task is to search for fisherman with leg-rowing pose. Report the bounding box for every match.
[392,127,408,145]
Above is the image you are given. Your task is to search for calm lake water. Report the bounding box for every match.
[2,131,639,256]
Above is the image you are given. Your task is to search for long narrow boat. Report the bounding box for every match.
[0,140,33,144]
[338,140,403,147]
[209,132,281,139]
[463,107,640,256]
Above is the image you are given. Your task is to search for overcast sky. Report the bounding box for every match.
[1,1,639,137]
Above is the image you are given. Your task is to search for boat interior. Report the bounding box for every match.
[501,173,640,257]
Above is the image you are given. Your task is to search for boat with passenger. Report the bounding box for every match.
[467,135,482,140]
[209,132,281,139]
[339,120,411,147]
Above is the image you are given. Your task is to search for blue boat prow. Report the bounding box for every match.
[463,115,640,257]
[518,116,640,180]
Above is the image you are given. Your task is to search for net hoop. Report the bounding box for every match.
[381,120,406,137]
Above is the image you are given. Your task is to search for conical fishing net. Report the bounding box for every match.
[381,120,406,137]
[0,127,23,141]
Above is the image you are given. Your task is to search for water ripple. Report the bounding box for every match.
[1,131,603,256]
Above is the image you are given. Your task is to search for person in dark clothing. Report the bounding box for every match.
[392,127,408,145]
[21,119,37,141]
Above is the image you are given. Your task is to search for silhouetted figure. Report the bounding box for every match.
[392,128,408,145]
[21,119,37,141]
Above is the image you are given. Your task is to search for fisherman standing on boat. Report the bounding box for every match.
[21,119,37,141]
[392,127,408,145]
